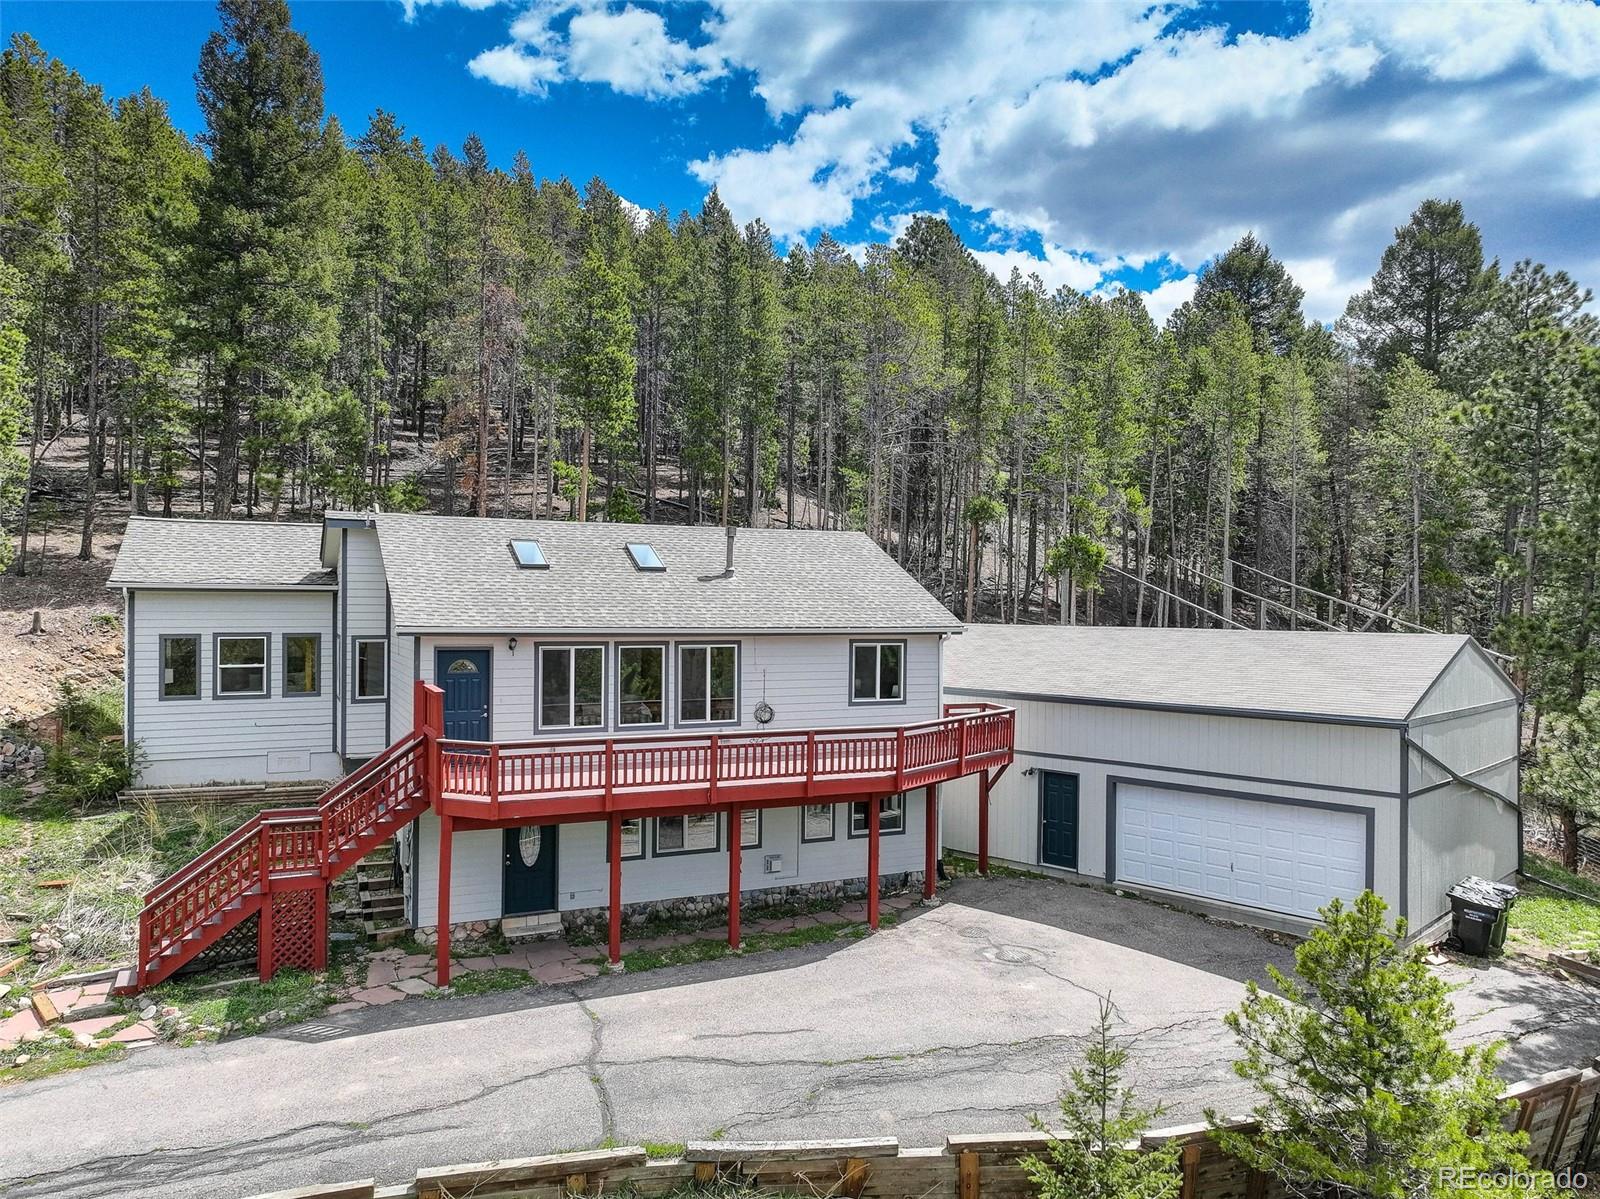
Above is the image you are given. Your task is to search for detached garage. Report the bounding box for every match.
[940,626,1521,937]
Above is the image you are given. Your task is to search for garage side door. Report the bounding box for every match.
[1115,784,1367,921]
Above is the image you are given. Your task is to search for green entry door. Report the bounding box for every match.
[1039,771,1079,870]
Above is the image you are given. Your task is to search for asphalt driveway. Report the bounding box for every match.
[3,876,1596,1199]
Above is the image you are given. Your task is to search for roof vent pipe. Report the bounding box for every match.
[725,524,737,576]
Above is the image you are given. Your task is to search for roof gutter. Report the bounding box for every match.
[941,684,1410,730]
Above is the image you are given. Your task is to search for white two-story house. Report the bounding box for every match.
[109,513,1014,980]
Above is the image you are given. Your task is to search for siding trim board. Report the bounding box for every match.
[1399,734,1410,919]
[339,528,348,756]
[1103,774,1377,898]
[1012,747,1402,800]
[1409,698,1520,727]
[125,591,136,745]
[944,686,1408,730]
[1405,736,1520,809]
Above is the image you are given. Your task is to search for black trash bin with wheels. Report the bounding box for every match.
[1447,876,1519,955]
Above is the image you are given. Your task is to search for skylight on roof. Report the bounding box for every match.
[625,542,665,572]
[509,539,548,569]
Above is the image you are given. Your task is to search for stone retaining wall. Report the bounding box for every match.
[559,871,923,940]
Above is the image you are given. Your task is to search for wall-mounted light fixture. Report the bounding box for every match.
[508,636,519,655]
[1022,766,1036,777]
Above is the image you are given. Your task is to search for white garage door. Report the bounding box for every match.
[1115,784,1367,921]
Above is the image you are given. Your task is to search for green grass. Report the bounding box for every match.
[145,969,333,1039]
[1511,856,1600,956]
[642,1141,688,1159]
[434,966,531,997]
[1,1026,128,1086]
[942,851,1046,881]
[599,911,895,973]
[0,785,261,979]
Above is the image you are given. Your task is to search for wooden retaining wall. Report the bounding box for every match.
[249,1063,1600,1199]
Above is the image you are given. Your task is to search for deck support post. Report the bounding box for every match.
[924,784,939,901]
[868,796,881,930]
[436,811,453,987]
[608,814,623,967]
[978,772,990,877]
[728,804,742,951]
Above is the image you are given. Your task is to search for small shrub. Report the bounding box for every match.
[46,740,137,807]
[56,681,123,740]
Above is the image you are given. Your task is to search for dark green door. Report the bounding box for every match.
[1039,771,1079,870]
[503,825,558,915]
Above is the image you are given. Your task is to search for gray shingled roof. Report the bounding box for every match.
[109,518,335,589]
[374,513,961,634]
[944,625,1501,723]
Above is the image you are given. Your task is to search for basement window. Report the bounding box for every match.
[625,542,665,572]
[849,794,906,838]
[509,539,548,569]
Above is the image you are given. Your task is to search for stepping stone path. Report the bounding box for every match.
[315,890,914,1015]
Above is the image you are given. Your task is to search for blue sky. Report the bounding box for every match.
[8,0,1599,321]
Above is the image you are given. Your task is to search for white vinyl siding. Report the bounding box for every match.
[342,527,390,756]
[128,588,340,787]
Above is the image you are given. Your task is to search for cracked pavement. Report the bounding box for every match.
[3,876,1597,1199]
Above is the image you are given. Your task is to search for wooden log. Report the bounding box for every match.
[840,1157,870,1198]
[29,990,59,1025]
[684,1138,899,1162]
[957,1150,980,1199]
[944,1133,1053,1157]
[415,1148,647,1199]
[1181,1142,1201,1199]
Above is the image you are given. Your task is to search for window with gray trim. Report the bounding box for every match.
[679,643,736,723]
[541,645,604,728]
[617,644,665,726]
[740,809,761,849]
[801,804,834,842]
[849,794,906,836]
[216,635,268,697]
[353,638,387,701]
[284,634,321,696]
[607,817,645,861]
[655,812,718,855]
[851,641,904,702]
[161,635,199,699]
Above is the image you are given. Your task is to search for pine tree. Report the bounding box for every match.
[557,243,635,521]
[183,0,339,518]
[1343,200,1493,373]
[1212,891,1534,1199]
[0,260,27,570]
[1020,996,1180,1199]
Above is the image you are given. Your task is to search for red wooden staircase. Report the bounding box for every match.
[114,720,432,995]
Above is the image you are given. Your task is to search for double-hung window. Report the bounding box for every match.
[161,635,200,700]
[216,635,268,697]
[617,644,665,727]
[541,645,604,729]
[851,641,904,703]
[284,634,320,697]
[849,794,906,837]
[678,643,737,724]
[353,638,387,701]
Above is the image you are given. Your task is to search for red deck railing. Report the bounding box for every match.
[435,703,1014,819]
[126,730,431,991]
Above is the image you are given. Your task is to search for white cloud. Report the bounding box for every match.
[968,243,1110,296]
[400,0,501,21]
[468,42,563,95]
[1139,274,1199,326]
[449,0,1600,310]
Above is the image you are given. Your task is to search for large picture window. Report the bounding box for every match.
[284,634,320,697]
[216,635,268,697]
[353,638,387,701]
[849,794,906,837]
[617,644,665,727]
[541,645,604,728]
[851,641,904,703]
[160,635,199,700]
[655,812,719,855]
[678,643,737,724]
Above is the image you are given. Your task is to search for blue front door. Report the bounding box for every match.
[437,649,491,740]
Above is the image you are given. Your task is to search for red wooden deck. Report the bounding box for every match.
[120,684,1013,995]
[433,703,1014,823]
